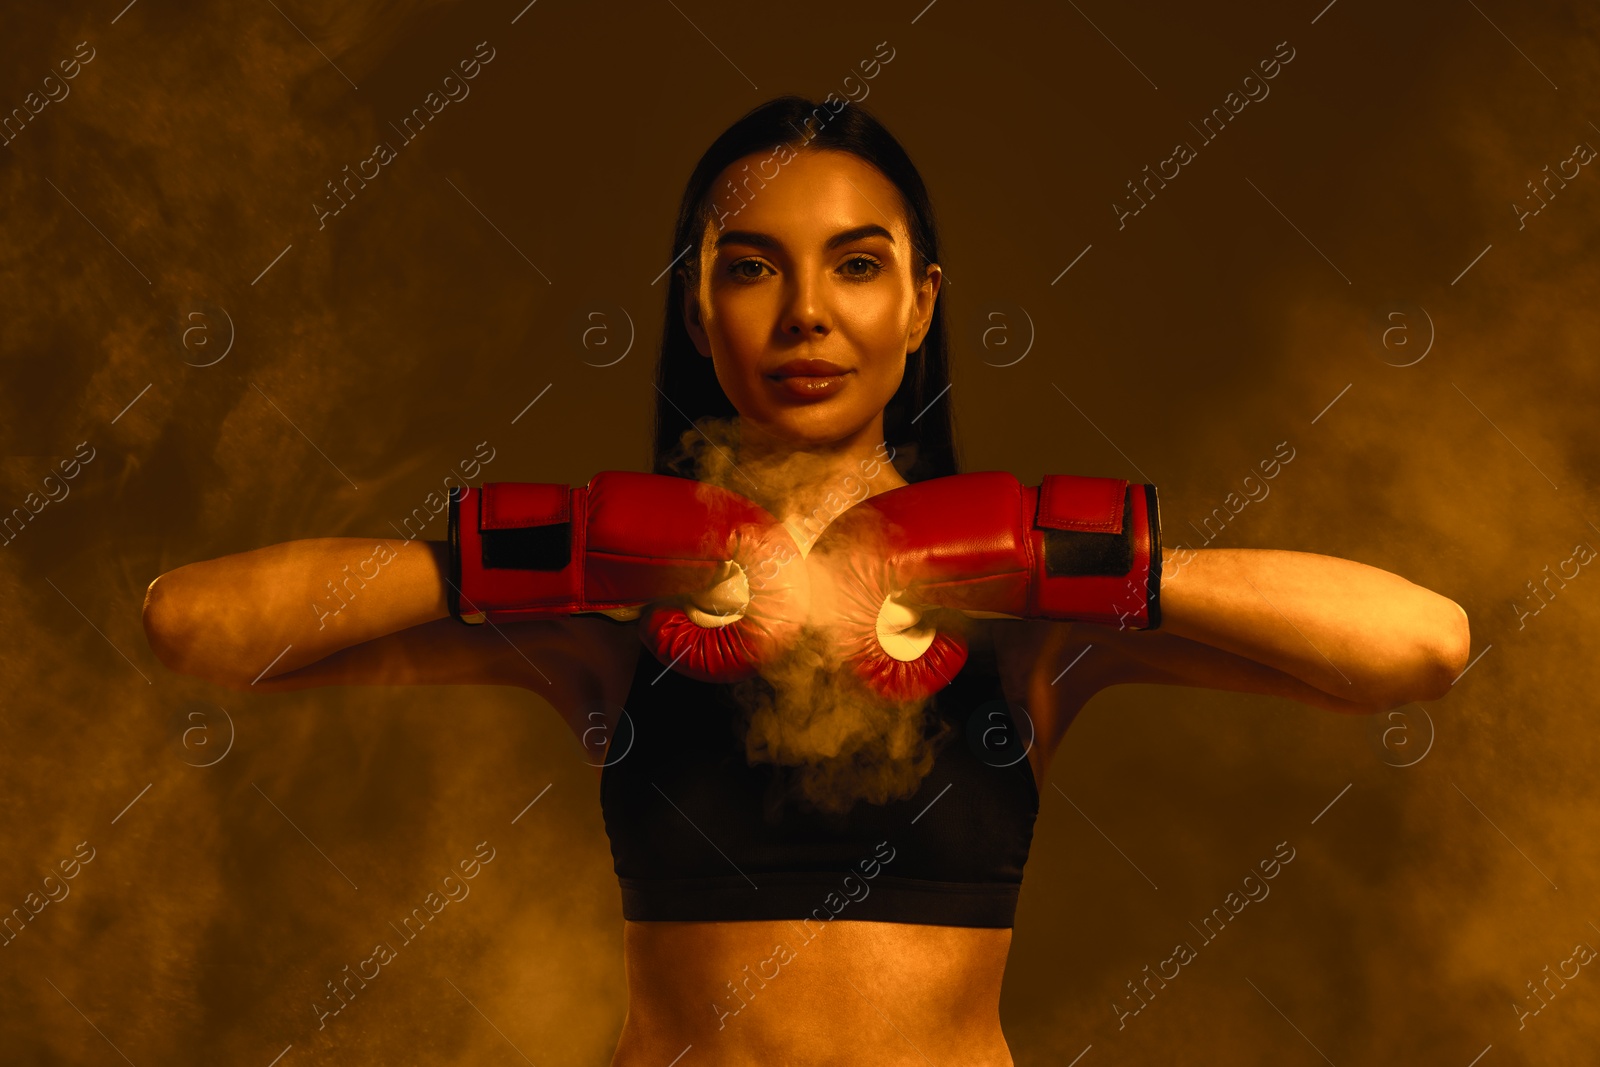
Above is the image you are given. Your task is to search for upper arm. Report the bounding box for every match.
[1057,623,1394,716]
[221,615,607,695]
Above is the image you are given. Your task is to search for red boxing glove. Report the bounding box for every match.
[808,472,1161,702]
[805,520,973,706]
[449,472,809,683]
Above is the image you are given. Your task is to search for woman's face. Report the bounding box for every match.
[682,148,941,452]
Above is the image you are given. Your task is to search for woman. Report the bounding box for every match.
[141,97,1470,1065]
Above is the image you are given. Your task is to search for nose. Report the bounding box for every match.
[780,270,830,338]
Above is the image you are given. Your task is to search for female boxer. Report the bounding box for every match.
[142,96,1469,1065]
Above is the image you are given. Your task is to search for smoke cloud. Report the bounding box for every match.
[664,415,955,814]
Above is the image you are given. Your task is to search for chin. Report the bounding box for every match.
[754,424,839,452]
[748,410,873,451]
[745,425,851,454]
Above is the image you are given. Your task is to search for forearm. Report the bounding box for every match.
[1157,546,1471,707]
[143,537,450,685]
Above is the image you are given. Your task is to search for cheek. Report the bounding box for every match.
[707,290,772,352]
[723,311,772,356]
[839,292,911,374]
[868,356,908,406]
[700,305,762,383]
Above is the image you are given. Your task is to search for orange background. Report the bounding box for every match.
[2,1,1598,1063]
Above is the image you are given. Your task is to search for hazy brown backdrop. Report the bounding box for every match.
[3,0,1598,1063]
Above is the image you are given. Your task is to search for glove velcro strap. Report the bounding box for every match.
[451,472,802,631]
[1031,475,1161,630]
[449,482,586,624]
[1037,476,1134,577]
[480,482,572,570]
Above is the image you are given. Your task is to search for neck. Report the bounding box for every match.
[723,417,909,552]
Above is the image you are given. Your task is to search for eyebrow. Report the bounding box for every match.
[714,223,895,252]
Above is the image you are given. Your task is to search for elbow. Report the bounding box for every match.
[145,572,292,693]
[1423,598,1472,700]
[1348,599,1470,713]
[142,574,190,675]
[143,573,243,688]
[1392,598,1471,707]
[143,579,184,671]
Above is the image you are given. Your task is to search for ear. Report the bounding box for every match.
[681,270,712,358]
[907,263,942,354]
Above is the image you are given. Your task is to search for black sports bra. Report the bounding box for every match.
[599,622,1041,928]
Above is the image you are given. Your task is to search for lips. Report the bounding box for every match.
[765,358,853,400]
[767,358,851,379]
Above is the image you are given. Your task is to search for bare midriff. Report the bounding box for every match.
[608,918,1016,1066]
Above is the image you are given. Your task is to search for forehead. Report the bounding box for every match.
[708,148,907,242]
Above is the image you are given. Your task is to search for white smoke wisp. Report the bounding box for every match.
[665,416,955,814]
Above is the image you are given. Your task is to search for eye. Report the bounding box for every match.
[841,255,885,280]
[727,258,771,282]
[724,255,886,283]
